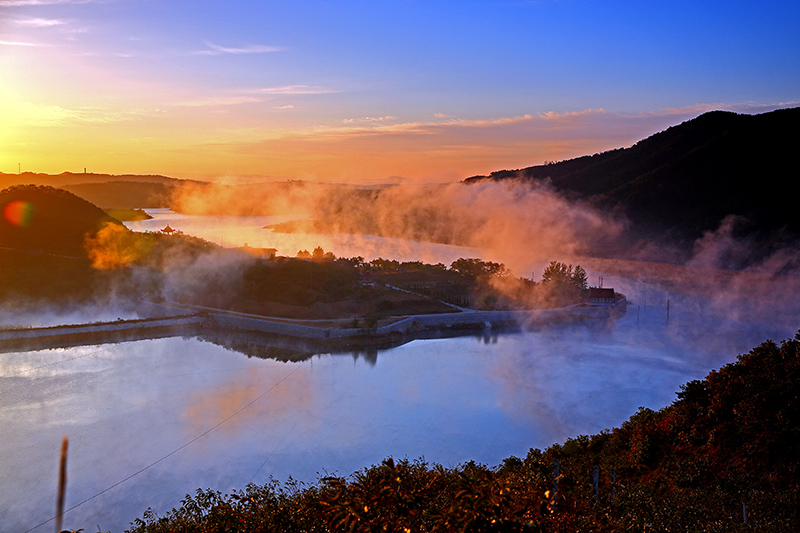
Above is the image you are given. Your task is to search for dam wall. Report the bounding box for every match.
[1,298,625,352]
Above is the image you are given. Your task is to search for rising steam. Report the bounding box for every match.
[169,178,627,273]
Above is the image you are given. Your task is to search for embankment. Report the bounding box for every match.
[0,297,626,353]
[0,315,204,353]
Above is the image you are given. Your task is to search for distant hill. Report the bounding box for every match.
[0,171,183,189]
[0,172,201,209]
[0,184,123,257]
[466,107,800,251]
[61,181,174,208]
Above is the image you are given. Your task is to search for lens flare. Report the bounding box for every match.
[3,200,34,228]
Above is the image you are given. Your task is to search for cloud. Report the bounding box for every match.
[181,102,798,182]
[174,96,265,108]
[15,17,68,27]
[0,40,42,47]
[0,0,95,5]
[253,85,338,95]
[4,101,143,127]
[342,116,397,124]
[171,84,338,108]
[198,41,284,55]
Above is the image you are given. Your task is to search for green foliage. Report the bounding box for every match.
[540,261,586,290]
[449,258,510,280]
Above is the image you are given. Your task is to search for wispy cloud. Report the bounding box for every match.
[198,41,284,55]
[15,17,68,27]
[0,0,96,5]
[175,95,265,108]
[253,85,337,95]
[0,40,42,47]
[343,116,397,124]
[5,101,138,127]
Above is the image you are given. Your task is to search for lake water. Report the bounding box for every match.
[1,211,798,532]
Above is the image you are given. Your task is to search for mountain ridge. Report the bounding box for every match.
[465,107,800,250]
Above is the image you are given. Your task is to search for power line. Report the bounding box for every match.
[0,346,112,378]
[25,362,305,532]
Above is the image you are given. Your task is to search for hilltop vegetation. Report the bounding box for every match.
[125,332,800,533]
[467,107,800,253]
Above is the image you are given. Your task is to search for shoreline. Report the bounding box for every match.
[0,297,626,354]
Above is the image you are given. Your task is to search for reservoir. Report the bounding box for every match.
[1,210,797,532]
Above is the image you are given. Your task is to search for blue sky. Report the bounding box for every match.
[1,0,798,181]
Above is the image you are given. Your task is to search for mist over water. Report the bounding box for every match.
[124,209,481,265]
[3,201,799,532]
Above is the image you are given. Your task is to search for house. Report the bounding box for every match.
[589,287,616,304]
[240,244,277,260]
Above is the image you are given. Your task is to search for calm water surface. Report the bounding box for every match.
[2,308,790,532]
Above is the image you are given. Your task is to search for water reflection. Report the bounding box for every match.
[2,300,792,533]
[4,222,799,533]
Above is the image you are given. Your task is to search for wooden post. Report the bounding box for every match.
[55,436,69,533]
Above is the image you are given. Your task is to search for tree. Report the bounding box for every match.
[541,261,588,290]
[541,261,573,285]
[571,265,588,290]
[450,258,509,279]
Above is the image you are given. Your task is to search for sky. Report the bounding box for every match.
[1,0,799,183]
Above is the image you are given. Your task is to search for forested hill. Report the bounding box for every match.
[0,184,123,257]
[466,107,800,248]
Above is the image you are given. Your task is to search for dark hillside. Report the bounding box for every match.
[467,107,800,249]
[0,185,123,257]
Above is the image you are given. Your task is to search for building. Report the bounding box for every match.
[589,287,616,304]
[240,244,277,260]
